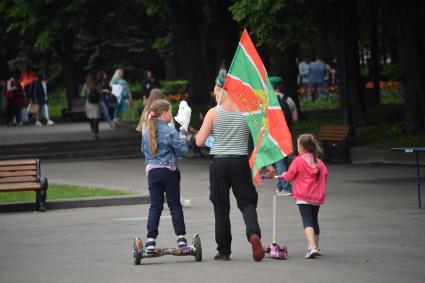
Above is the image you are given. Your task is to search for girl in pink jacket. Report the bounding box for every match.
[279,134,328,259]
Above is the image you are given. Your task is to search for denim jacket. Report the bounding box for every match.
[142,120,188,166]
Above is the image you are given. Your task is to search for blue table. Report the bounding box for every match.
[391,147,425,208]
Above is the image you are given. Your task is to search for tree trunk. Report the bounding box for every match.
[55,29,78,109]
[326,0,365,133]
[390,1,425,132]
[169,1,210,106]
[369,0,381,106]
[209,0,240,73]
[164,53,178,80]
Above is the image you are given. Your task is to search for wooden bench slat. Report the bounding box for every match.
[320,133,348,137]
[0,170,37,177]
[0,160,37,166]
[319,124,350,142]
[0,165,37,172]
[319,134,347,139]
[0,182,41,191]
[0,177,37,183]
[319,137,346,142]
[320,131,349,135]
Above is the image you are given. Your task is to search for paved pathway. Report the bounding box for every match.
[0,122,134,145]
[1,158,424,282]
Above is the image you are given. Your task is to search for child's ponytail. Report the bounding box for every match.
[298,134,323,179]
[146,99,172,156]
[147,112,158,156]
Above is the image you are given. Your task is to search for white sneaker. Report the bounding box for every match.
[305,247,320,259]
[47,119,55,126]
[275,188,281,194]
[277,190,293,196]
[145,238,156,253]
[177,235,187,248]
[35,120,43,127]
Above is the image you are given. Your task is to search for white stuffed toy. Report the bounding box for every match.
[174,100,192,132]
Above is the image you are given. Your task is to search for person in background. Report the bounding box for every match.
[309,56,332,101]
[298,55,311,99]
[270,76,298,196]
[96,70,115,128]
[141,69,158,99]
[5,75,22,127]
[83,72,101,139]
[29,72,54,126]
[136,88,169,133]
[110,68,132,124]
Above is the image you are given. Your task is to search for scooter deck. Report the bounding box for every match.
[132,233,202,264]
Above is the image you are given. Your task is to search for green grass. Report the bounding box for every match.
[0,183,133,204]
[300,95,340,110]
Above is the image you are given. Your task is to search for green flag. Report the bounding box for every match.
[224,29,293,185]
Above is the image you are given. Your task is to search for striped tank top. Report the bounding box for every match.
[210,105,249,156]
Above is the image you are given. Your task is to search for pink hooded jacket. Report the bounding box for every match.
[282,153,328,204]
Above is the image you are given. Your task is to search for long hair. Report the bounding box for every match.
[298,134,323,179]
[135,88,166,133]
[86,72,97,91]
[109,69,123,86]
[147,99,171,156]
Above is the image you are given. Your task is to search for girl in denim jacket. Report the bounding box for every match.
[142,99,188,252]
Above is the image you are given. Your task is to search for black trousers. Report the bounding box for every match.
[89,118,99,134]
[209,156,261,256]
[6,100,19,125]
[298,204,320,235]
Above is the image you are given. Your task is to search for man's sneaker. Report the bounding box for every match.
[317,247,322,256]
[145,238,156,253]
[275,188,281,194]
[213,253,230,261]
[277,190,293,196]
[47,119,54,126]
[35,120,43,127]
[305,247,320,259]
[249,234,265,262]
[177,235,187,248]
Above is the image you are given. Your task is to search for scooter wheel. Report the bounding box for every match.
[194,234,202,262]
[134,251,142,265]
[279,246,288,260]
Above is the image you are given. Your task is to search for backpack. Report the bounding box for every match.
[277,94,293,131]
[88,89,100,104]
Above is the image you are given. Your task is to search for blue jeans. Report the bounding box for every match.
[99,100,112,124]
[147,168,186,239]
[275,157,292,192]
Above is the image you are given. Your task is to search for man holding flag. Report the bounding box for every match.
[196,73,266,262]
[196,29,292,262]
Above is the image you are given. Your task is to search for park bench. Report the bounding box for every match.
[61,98,116,121]
[61,98,86,121]
[318,124,351,163]
[0,159,48,212]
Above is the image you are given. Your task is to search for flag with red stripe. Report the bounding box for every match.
[224,29,293,185]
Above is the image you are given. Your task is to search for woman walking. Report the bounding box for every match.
[83,72,101,139]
